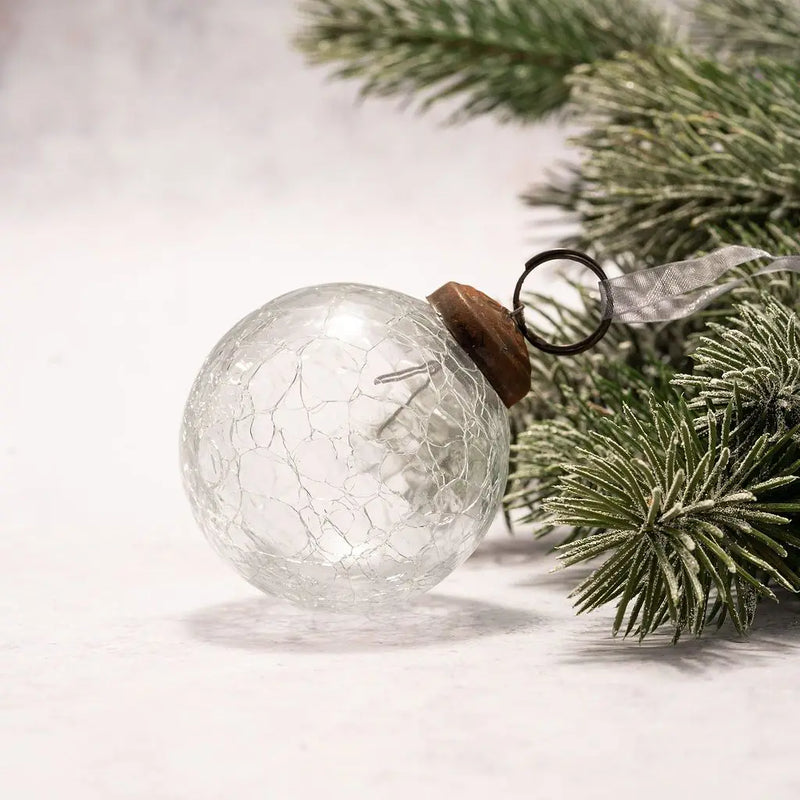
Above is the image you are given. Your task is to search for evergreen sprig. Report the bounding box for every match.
[550,399,800,640]
[528,52,800,265]
[508,355,677,536]
[694,0,800,62]
[674,298,800,440]
[523,297,800,639]
[295,0,673,121]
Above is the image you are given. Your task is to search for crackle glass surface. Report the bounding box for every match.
[180,283,510,612]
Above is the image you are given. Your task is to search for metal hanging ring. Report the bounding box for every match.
[511,248,613,356]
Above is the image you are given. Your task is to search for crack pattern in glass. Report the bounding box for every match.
[180,283,510,612]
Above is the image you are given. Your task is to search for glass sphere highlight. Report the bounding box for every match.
[180,283,510,612]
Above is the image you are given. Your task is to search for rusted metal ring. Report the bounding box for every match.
[511,249,613,355]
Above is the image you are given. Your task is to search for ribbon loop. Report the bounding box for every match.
[601,246,800,324]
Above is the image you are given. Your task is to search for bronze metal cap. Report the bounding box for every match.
[427,282,531,408]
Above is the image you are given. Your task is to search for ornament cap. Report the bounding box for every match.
[427,282,531,408]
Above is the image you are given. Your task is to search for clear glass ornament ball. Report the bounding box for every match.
[180,283,510,612]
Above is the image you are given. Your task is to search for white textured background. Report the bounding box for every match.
[2,2,800,799]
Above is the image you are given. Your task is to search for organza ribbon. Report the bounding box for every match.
[601,246,800,323]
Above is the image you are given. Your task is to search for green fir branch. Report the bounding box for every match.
[507,357,678,537]
[694,0,800,62]
[526,52,800,265]
[528,298,800,639]
[295,0,674,122]
[550,400,800,640]
[505,273,694,541]
[674,298,800,441]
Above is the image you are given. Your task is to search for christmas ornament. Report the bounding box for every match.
[180,274,537,612]
[181,246,799,613]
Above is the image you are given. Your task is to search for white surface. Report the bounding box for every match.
[2,2,800,799]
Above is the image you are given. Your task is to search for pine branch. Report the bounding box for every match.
[694,0,800,62]
[505,272,696,537]
[674,297,800,442]
[507,356,678,536]
[295,0,674,122]
[709,220,800,258]
[534,299,800,639]
[551,399,800,640]
[525,52,800,265]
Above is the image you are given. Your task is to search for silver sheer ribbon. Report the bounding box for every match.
[601,246,800,323]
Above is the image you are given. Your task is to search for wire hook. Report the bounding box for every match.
[511,248,613,355]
